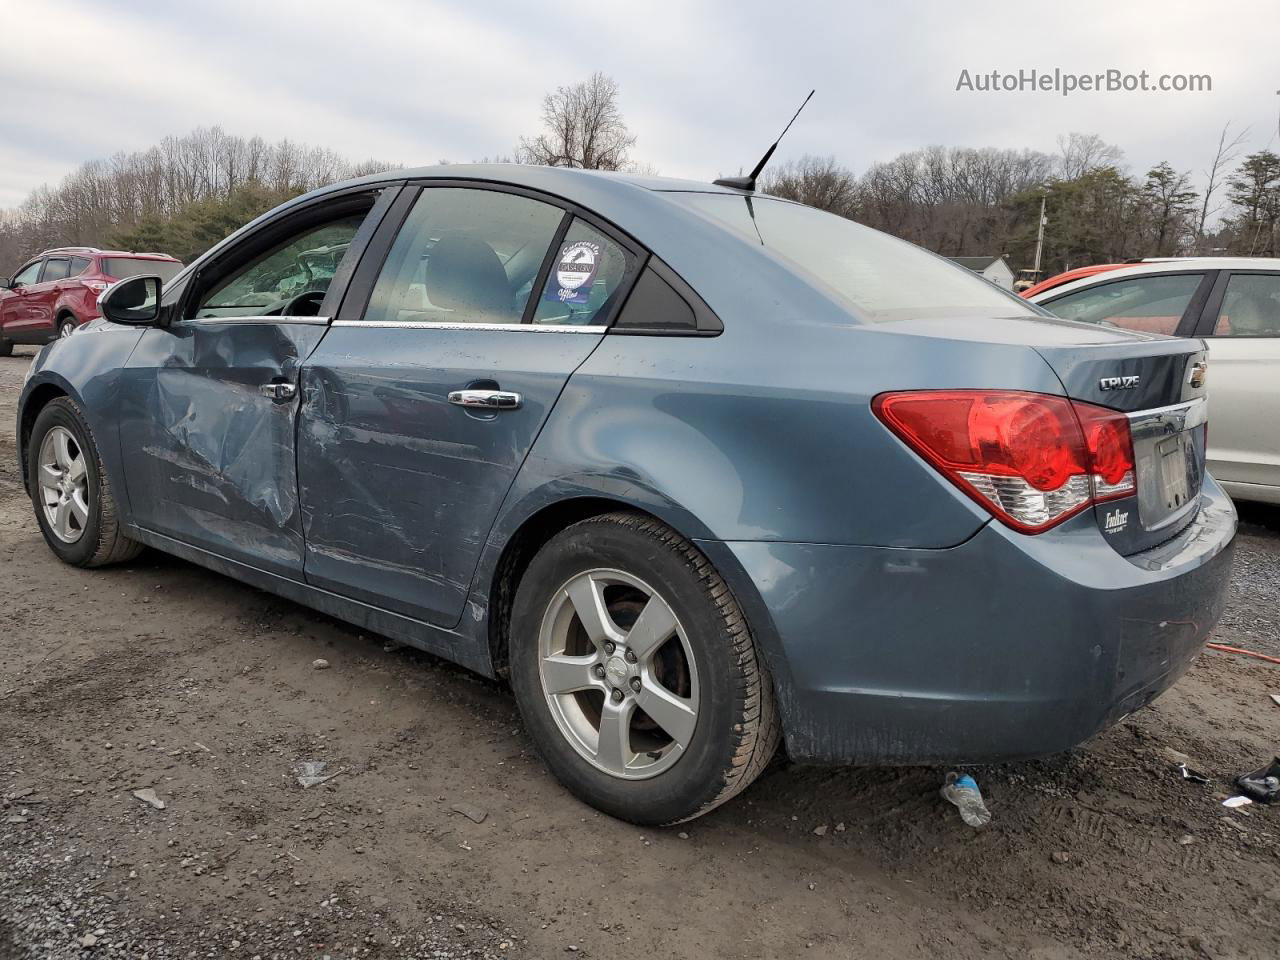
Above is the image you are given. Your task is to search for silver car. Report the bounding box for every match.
[1032,258,1280,504]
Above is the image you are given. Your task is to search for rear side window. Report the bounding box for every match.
[1210,273,1280,336]
[672,193,1027,321]
[103,258,184,283]
[364,187,564,326]
[613,266,697,332]
[41,258,70,282]
[531,219,633,326]
[69,256,90,276]
[1046,274,1203,334]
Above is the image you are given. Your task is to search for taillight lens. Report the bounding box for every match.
[83,280,109,292]
[873,390,1136,533]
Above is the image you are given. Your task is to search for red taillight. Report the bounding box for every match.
[873,390,1136,533]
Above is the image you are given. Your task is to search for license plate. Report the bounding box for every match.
[1155,433,1192,512]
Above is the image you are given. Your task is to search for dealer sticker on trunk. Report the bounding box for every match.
[1104,508,1129,533]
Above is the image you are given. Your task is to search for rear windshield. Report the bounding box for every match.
[102,258,183,282]
[672,193,1035,321]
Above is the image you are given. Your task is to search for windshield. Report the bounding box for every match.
[102,258,184,282]
[672,193,1037,321]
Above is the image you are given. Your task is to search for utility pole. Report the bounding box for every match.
[1032,195,1047,276]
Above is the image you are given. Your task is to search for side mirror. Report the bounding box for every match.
[100,275,161,326]
[0,277,10,290]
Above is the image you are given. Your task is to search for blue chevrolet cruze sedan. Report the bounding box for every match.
[17,165,1236,824]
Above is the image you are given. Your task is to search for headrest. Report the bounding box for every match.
[423,234,513,323]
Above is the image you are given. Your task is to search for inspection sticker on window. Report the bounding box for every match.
[547,240,602,304]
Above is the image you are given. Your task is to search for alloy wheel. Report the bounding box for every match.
[537,568,699,780]
[37,426,90,543]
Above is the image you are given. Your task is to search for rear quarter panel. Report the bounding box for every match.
[519,320,1065,549]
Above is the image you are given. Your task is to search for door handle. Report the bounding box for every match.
[260,381,297,401]
[448,389,522,410]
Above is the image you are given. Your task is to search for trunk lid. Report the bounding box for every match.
[878,315,1209,555]
[1031,335,1208,556]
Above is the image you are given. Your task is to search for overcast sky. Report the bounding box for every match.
[2,0,1278,209]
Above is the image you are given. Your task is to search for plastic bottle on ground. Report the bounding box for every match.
[941,771,992,827]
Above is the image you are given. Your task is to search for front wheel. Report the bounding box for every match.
[510,512,780,824]
[0,339,12,357]
[28,397,143,567]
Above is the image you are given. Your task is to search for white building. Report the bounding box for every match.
[948,255,1015,291]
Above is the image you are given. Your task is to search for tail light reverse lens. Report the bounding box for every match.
[873,390,1136,532]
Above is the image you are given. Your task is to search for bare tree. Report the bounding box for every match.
[517,73,636,170]
[760,155,858,216]
[0,127,394,270]
[1194,122,1249,252]
[1056,133,1125,180]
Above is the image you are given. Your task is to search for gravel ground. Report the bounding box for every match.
[1219,501,1280,659]
[1,346,1279,960]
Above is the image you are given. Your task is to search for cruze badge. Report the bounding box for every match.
[1099,375,1140,391]
[1187,361,1208,388]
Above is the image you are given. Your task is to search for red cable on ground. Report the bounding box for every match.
[1206,642,1280,666]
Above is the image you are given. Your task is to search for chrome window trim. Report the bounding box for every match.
[180,315,331,326]
[330,320,606,333]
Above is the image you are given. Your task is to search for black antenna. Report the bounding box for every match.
[714,90,815,192]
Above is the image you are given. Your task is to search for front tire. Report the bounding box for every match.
[0,339,12,357]
[510,512,780,825]
[28,397,142,567]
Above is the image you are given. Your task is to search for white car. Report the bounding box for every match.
[1031,258,1280,504]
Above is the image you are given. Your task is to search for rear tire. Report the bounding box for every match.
[57,317,76,338]
[509,512,780,825]
[27,397,143,567]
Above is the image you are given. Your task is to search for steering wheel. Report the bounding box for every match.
[279,290,326,317]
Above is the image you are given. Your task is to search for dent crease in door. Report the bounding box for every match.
[121,321,325,572]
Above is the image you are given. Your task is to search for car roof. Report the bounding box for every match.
[202,164,767,282]
[93,251,182,261]
[1029,257,1280,301]
[1020,263,1128,298]
[341,163,750,197]
[35,248,180,261]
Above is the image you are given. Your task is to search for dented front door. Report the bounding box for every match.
[119,318,328,578]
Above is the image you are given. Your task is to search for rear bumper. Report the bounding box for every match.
[712,475,1237,765]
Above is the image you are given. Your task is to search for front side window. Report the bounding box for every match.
[672,193,1029,321]
[194,213,368,318]
[12,261,42,286]
[364,187,564,326]
[41,258,70,282]
[531,219,633,326]
[103,258,184,283]
[1046,274,1203,334]
[1210,273,1280,336]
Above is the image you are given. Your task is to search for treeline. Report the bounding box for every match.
[3,113,1278,278]
[762,131,1279,272]
[0,127,391,267]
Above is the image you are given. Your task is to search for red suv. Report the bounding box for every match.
[0,247,183,354]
